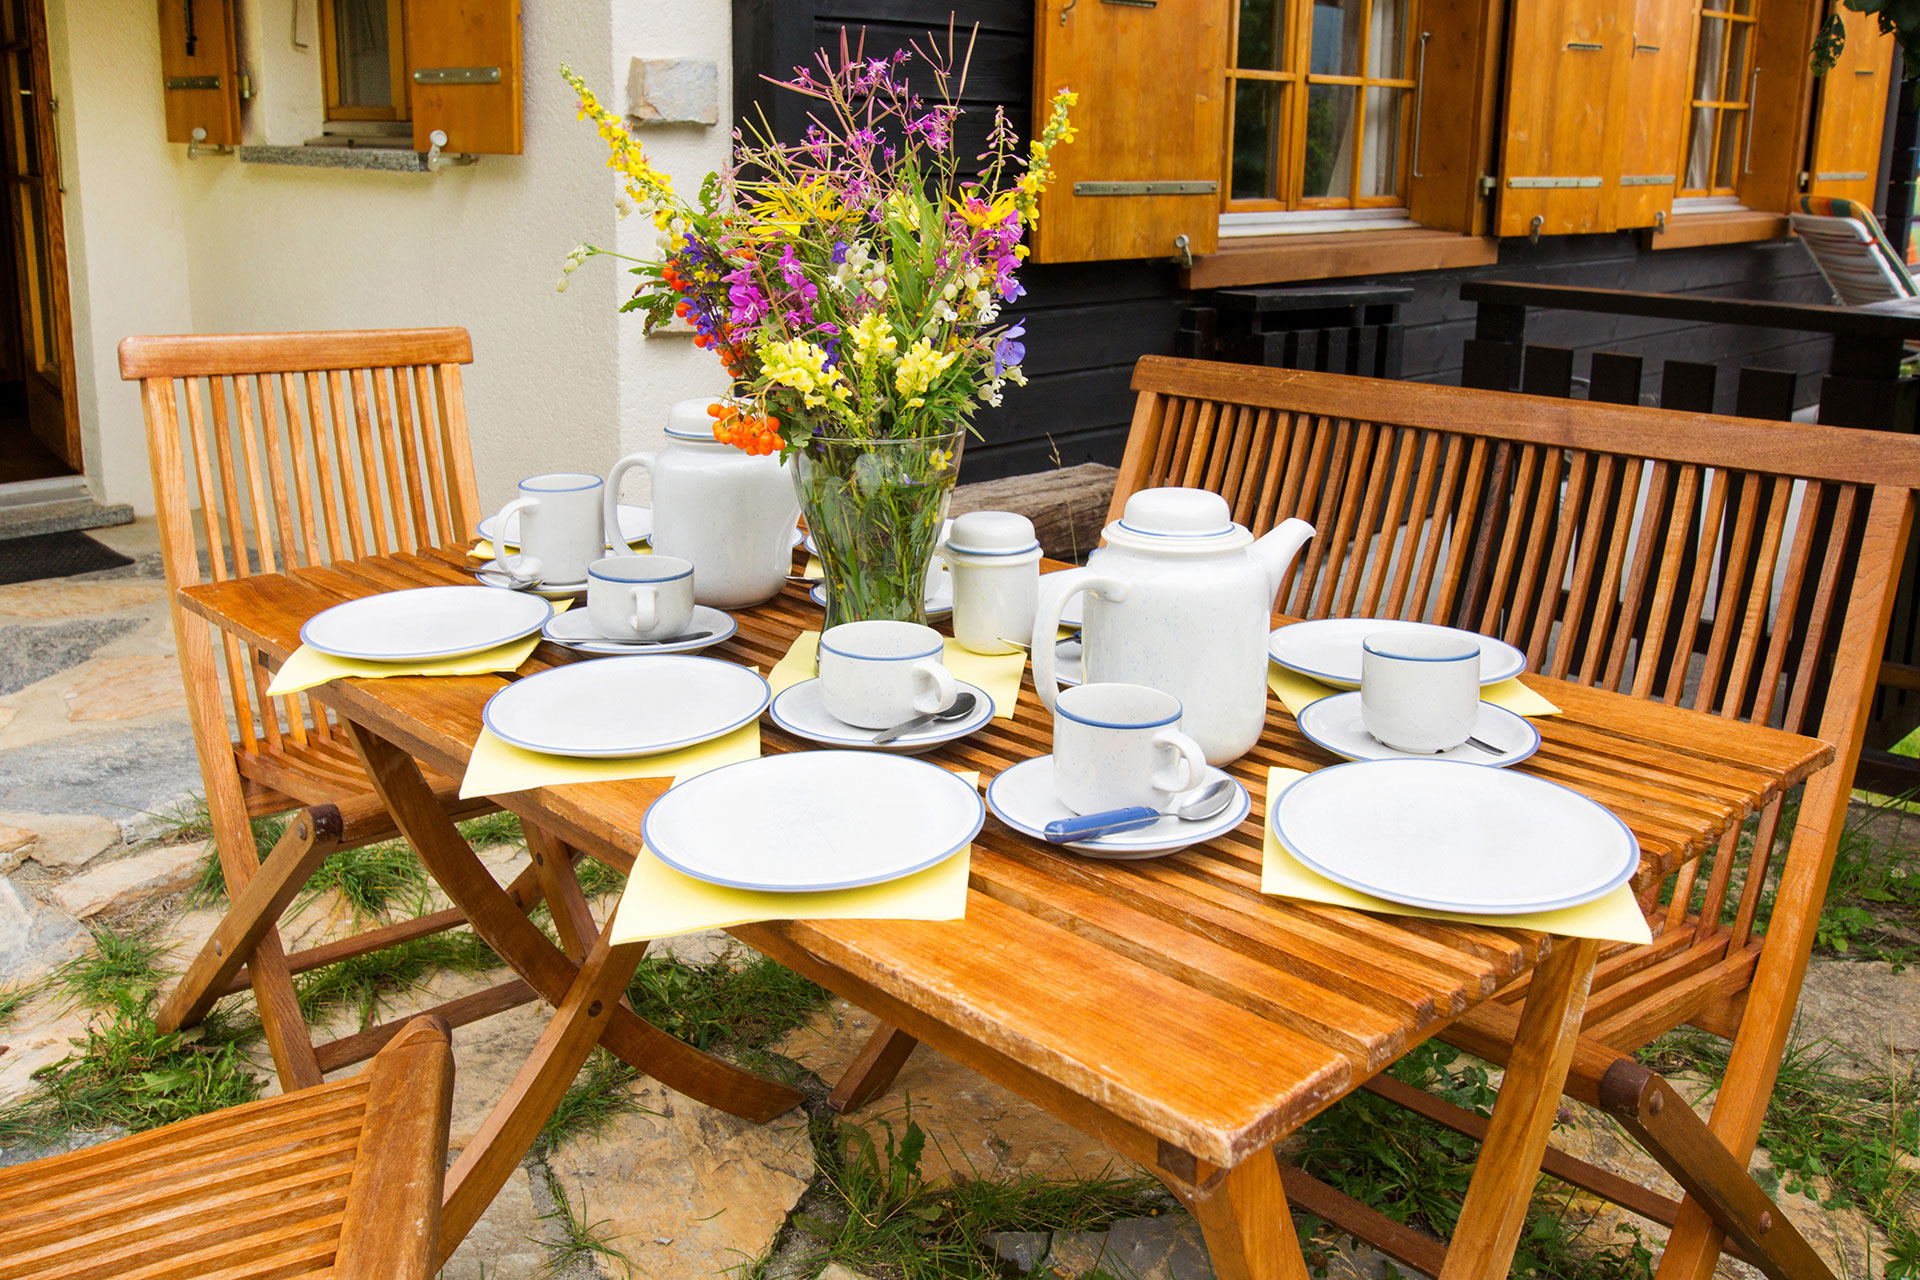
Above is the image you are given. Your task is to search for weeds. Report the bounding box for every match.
[294,927,500,1030]
[0,984,28,1027]
[458,810,526,849]
[54,926,168,1007]
[539,1048,653,1152]
[536,1174,638,1279]
[293,839,433,922]
[624,949,828,1056]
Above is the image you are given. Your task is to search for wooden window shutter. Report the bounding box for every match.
[1611,0,1689,230]
[1030,0,1229,264]
[1406,0,1506,234]
[1738,0,1823,213]
[1495,0,1625,238]
[405,0,523,155]
[1807,5,1894,206]
[157,0,240,146]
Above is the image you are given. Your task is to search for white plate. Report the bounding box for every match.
[986,756,1251,859]
[642,751,983,890]
[1038,569,1085,628]
[300,586,552,662]
[474,560,589,600]
[1268,619,1526,690]
[479,503,652,548]
[1269,759,1638,913]
[482,655,769,758]
[542,605,737,656]
[769,678,994,754]
[1053,636,1084,687]
[810,570,953,618]
[1296,692,1540,768]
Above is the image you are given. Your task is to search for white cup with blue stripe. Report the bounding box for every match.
[817,621,957,730]
[1361,631,1480,753]
[588,555,694,641]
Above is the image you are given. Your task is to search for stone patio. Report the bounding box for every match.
[0,519,1910,1278]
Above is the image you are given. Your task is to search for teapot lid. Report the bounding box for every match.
[1105,488,1250,553]
[945,510,1040,556]
[665,396,729,441]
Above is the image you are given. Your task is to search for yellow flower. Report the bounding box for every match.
[849,311,899,368]
[894,337,960,401]
[561,65,678,205]
[762,338,848,410]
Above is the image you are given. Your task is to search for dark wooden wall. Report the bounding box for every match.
[733,1,1836,481]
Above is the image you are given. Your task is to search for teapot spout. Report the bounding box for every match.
[1249,518,1315,607]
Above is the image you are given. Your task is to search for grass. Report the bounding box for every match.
[54,925,169,1007]
[294,926,501,1030]
[536,1174,639,1279]
[292,838,433,922]
[0,984,29,1027]
[538,1048,653,1152]
[623,949,830,1060]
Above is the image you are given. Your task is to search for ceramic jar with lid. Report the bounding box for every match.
[941,511,1041,655]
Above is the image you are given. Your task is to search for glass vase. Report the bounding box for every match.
[792,428,964,630]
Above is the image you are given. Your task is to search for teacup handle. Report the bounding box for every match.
[909,659,958,714]
[492,496,540,578]
[1150,729,1208,801]
[1029,569,1129,712]
[603,451,656,550]
[628,584,658,635]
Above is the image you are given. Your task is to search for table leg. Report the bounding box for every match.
[1438,936,1600,1280]
[829,1023,920,1113]
[343,721,803,1123]
[1157,1152,1311,1280]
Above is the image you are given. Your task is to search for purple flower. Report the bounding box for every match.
[831,240,849,266]
[992,322,1026,376]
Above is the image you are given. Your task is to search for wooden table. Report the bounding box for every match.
[179,546,1831,1279]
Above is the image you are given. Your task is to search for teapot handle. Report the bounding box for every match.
[1030,569,1129,713]
[603,451,657,551]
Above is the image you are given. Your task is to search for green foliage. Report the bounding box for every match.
[0,983,29,1027]
[294,927,500,1030]
[538,1047,653,1152]
[536,1174,638,1279]
[1814,2,1920,76]
[55,926,169,1008]
[456,810,526,849]
[624,950,829,1054]
[573,856,626,899]
[293,839,433,923]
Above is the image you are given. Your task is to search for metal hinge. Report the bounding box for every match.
[1073,180,1216,197]
[1507,176,1602,189]
[1816,171,1870,182]
[413,66,501,86]
[1478,174,1498,198]
[1619,174,1674,187]
[165,75,221,91]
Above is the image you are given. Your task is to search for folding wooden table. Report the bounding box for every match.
[177,546,1829,1277]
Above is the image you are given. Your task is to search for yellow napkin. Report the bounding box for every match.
[610,772,978,942]
[771,631,1024,719]
[1267,664,1561,718]
[459,719,760,800]
[1260,767,1650,943]
[469,540,649,560]
[265,606,567,697]
[804,556,824,578]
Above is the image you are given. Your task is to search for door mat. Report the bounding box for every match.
[0,530,135,585]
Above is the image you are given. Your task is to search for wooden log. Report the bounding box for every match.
[951,461,1118,562]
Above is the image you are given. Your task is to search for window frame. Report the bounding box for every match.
[317,0,413,124]
[1677,1,1761,200]
[1222,0,1420,216]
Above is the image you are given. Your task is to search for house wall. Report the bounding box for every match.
[42,0,732,518]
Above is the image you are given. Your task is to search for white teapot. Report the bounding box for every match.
[605,398,800,609]
[1032,488,1314,765]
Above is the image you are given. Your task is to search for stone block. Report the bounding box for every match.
[626,57,718,125]
[48,842,206,918]
[989,1230,1053,1273]
[0,874,86,985]
[61,656,186,722]
[0,811,122,869]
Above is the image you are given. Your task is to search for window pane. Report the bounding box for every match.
[1726,22,1753,100]
[1237,0,1285,72]
[1232,79,1282,200]
[1311,0,1363,77]
[334,0,394,109]
[1360,86,1403,197]
[1366,0,1407,79]
[1693,17,1728,102]
[1683,105,1716,191]
[1303,83,1356,198]
[1715,109,1743,189]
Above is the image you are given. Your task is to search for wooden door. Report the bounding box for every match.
[2,0,75,468]
[1612,0,1689,229]
[1030,0,1231,263]
[1807,3,1894,206]
[406,0,523,155]
[1496,0,1624,237]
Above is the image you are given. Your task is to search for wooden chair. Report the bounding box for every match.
[1098,356,1920,1280]
[0,1015,454,1280]
[118,329,538,1093]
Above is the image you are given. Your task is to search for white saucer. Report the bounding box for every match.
[482,655,769,758]
[986,756,1251,859]
[769,678,994,754]
[809,570,954,618]
[1269,619,1527,690]
[474,560,589,600]
[480,503,652,548]
[301,586,551,662]
[1053,636,1084,687]
[1295,692,1540,767]
[543,605,737,656]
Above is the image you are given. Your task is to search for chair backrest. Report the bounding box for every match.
[1790,195,1918,306]
[118,329,480,798]
[1113,356,1920,981]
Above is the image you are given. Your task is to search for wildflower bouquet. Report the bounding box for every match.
[560,33,1074,626]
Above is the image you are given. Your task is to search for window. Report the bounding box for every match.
[318,0,412,123]
[1678,1,1759,198]
[1225,0,1418,212]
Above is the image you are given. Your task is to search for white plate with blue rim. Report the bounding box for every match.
[769,677,994,754]
[1268,619,1525,690]
[1269,758,1638,913]
[301,585,552,662]
[541,605,737,656]
[1295,692,1540,768]
[481,654,768,758]
[642,750,984,890]
[986,756,1250,858]
[479,504,653,548]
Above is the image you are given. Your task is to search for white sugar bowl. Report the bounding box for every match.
[941,511,1041,655]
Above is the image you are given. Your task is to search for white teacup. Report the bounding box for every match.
[817,620,957,729]
[587,555,694,641]
[1360,631,1481,753]
[943,511,1041,655]
[493,473,606,586]
[1052,682,1208,815]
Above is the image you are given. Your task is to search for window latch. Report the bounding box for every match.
[1528,214,1544,245]
[1174,234,1193,270]
[426,129,478,171]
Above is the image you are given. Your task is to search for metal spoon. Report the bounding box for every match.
[491,555,545,590]
[870,690,979,745]
[1043,777,1238,844]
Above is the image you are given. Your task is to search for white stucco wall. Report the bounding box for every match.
[42,0,732,518]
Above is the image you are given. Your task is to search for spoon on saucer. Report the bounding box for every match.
[1041,777,1238,844]
[492,556,545,590]
[870,690,979,745]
